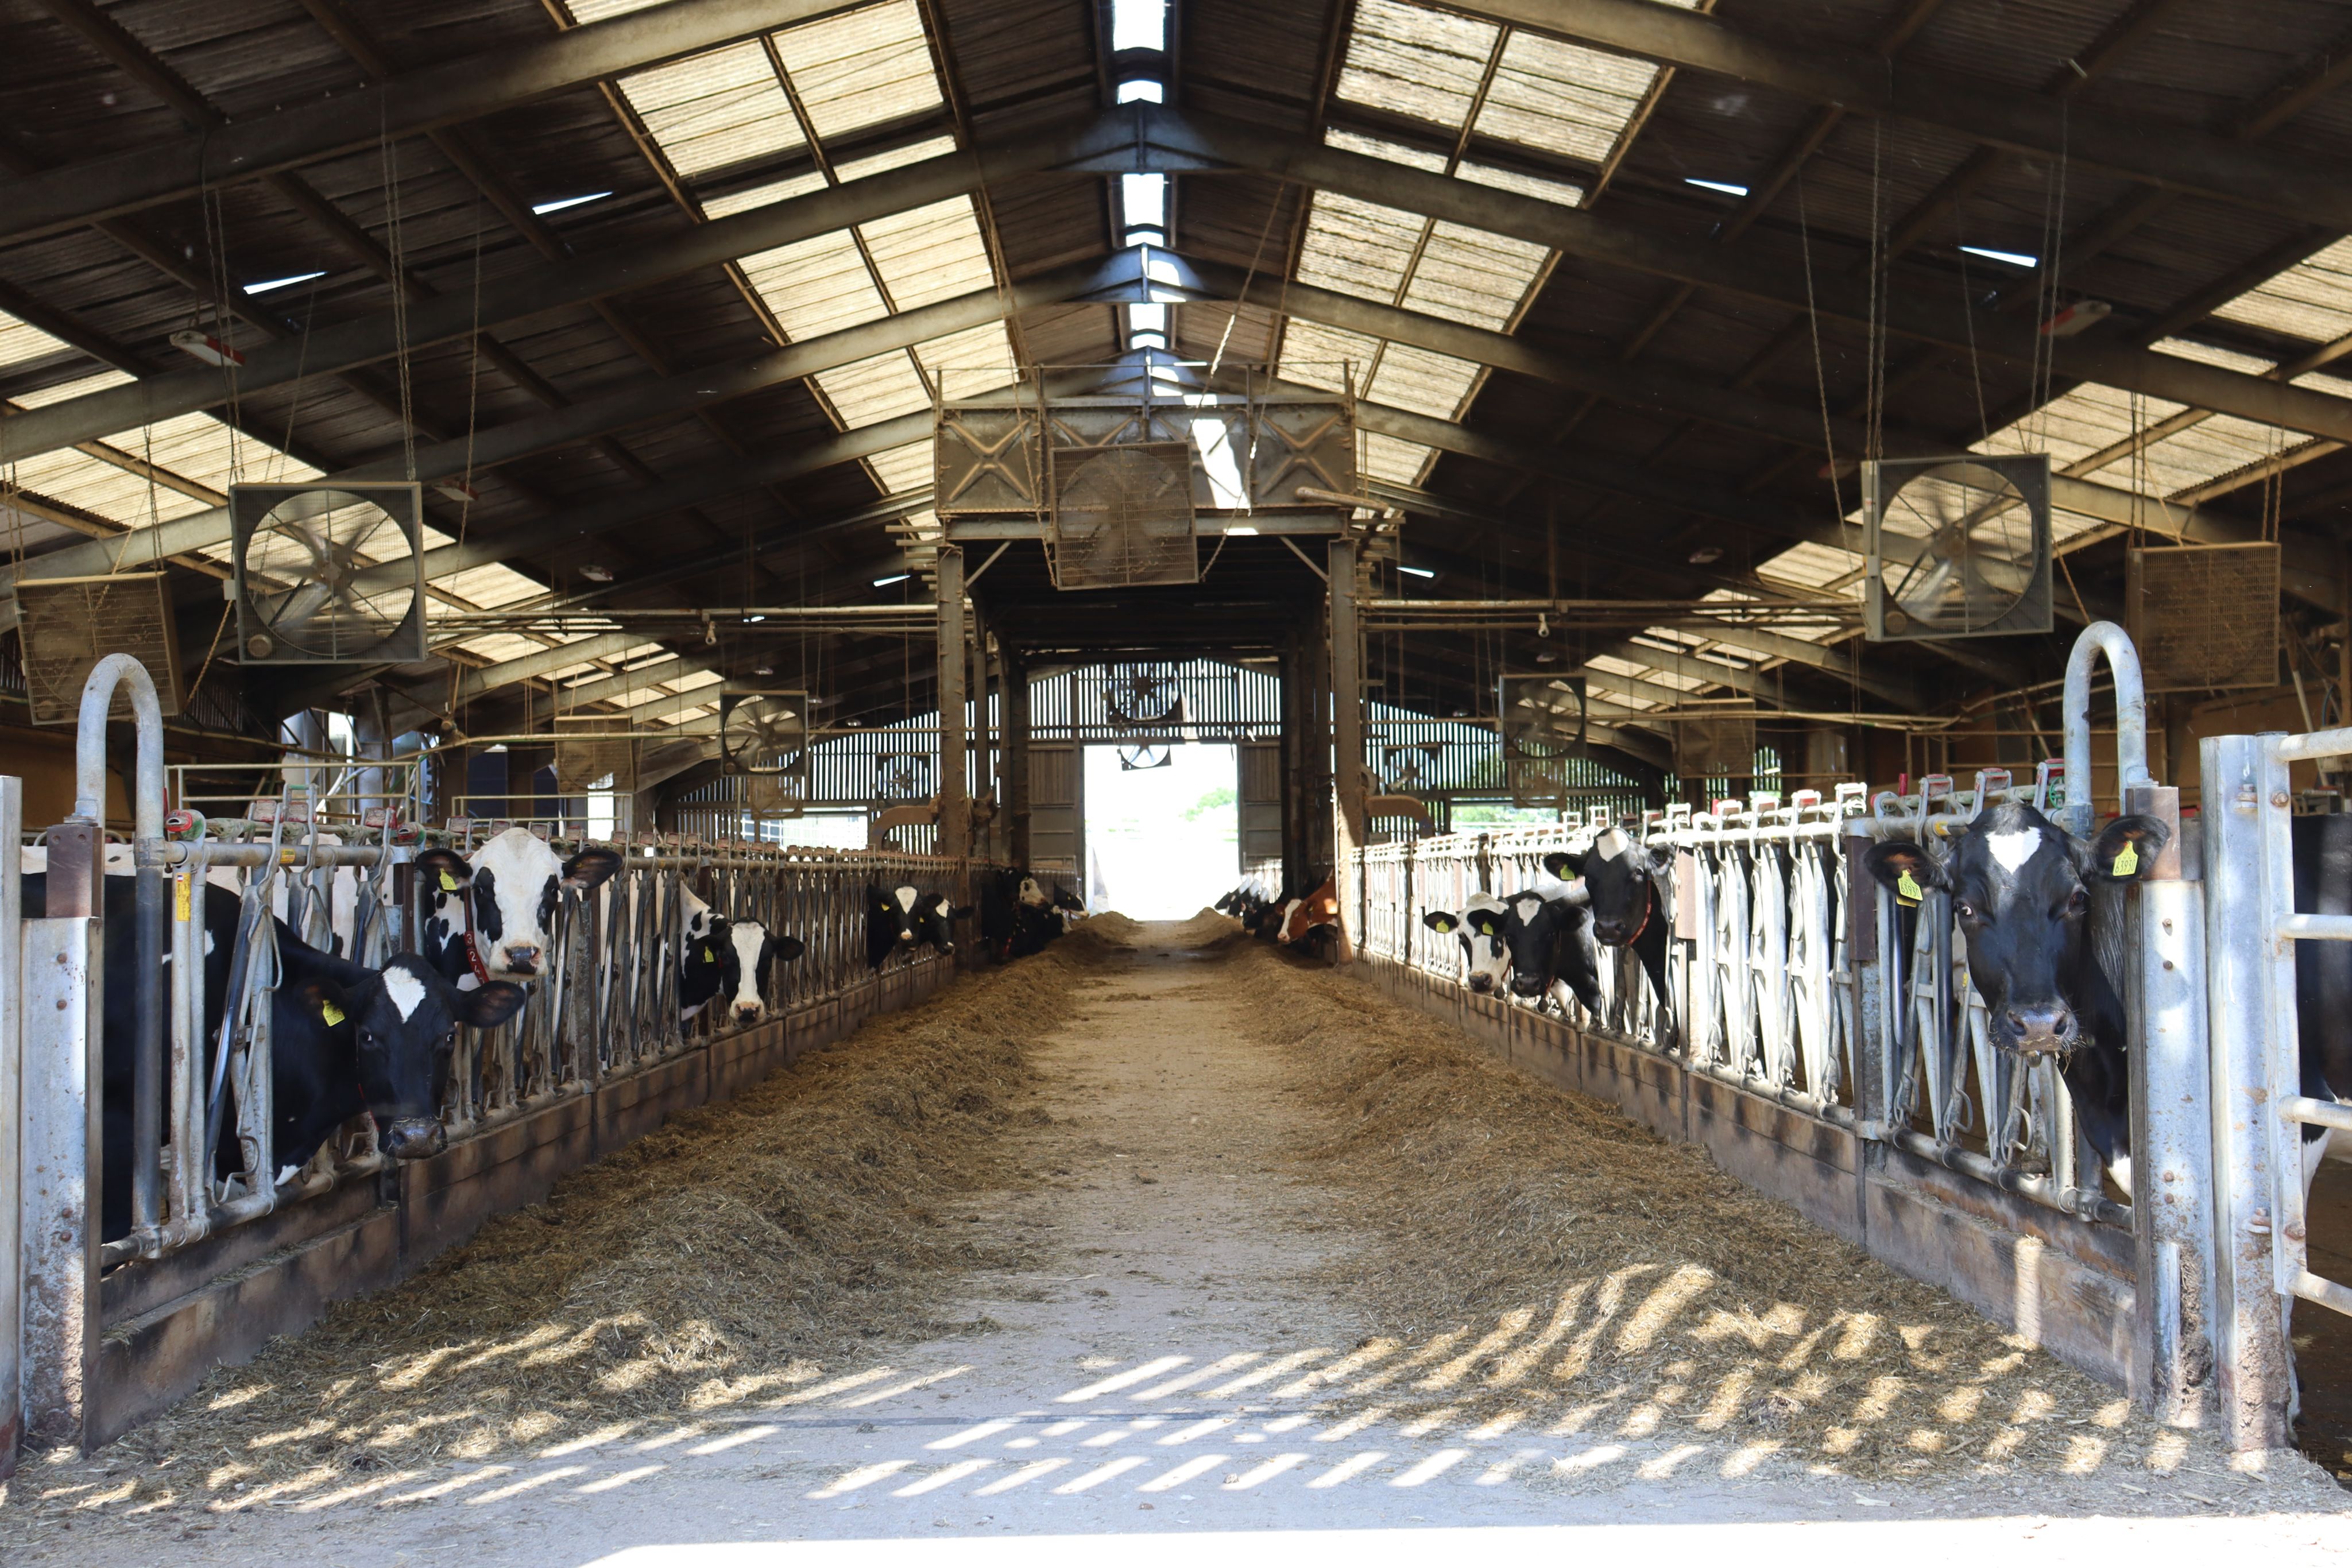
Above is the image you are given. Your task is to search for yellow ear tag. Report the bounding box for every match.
[439,870,459,892]
[1895,870,1923,907]
[320,1001,346,1027]
[2112,842,2139,877]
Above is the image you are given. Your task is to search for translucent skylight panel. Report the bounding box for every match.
[136,409,323,494]
[1334,0,1499,132]
[1457,160,1584,207]
[1324,127,1448,173]
[914,322,1016,400]
[453,633,544,665]
[616,40,804,180]
[699,171,829,219]
[11,368,133,406]
[835,134,958,183]
[2139,412,2303,497]
[0,311,74,377]
[1360,431,1434,486]
[1399,221,1547,330]
[860,198,995,309]
[1367,342,1481,420]
[1975,381,2187,470]
[813,351,931,426]
[1296,192,1423,305]
[1754,541,1864,593]
[9,447,205,527]
[771,0,942,142]
[566,0,664,19]
[1276,319,1382,393]
[864,443,934,494]
[2211,235,2352,348]
[1473,30,1662,165]
[737,229,889,340]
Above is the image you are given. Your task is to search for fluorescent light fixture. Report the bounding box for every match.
[872,573,911,587]
[743,614,767,622]
[1111,0,1166,51]
[1398,564,1436,579]
[242,270,326,295]
[1116,79,1164,103]
[484,742,510,754]
[531,191,611,215]
[1960,245,2038,268]
[1121,172,1166,229]
[1224,524,1259,536]
[1685,179,1748,197]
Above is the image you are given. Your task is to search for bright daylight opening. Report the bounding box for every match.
[1109,0,1166,52]
[1120,172,1166,231]
[242,270,326,295]
[1116,78,1163,102]
[1081,741,1237,918]
[1960,244,2038,268]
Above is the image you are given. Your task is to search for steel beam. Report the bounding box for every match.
[0,0,852,245]
[936,547,970,858]
[1151,107,2352,447]
[458,632,647,702]
[1451,0,2352,233]
[0,112,1129,467]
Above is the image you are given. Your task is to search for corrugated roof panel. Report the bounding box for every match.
[861,198,995,309]
[737,229,890,340]
[2211,234,2352,348]
[1756,541,1863,593]
[835,133,960,183]
[436,565,553,609]
[1473,29,1662,165]
[816,351,932,426]
[616,40,804,181]
[1457,159,1585,207]
[772,0,943,143]
[1361,431,1434,486]
[1400,220,1547,330]
[1324,126,1449,173]
[1975,381,2188,470]
[1276,318,1381,393]
[1296,191,1421,305]
[699,171,830,219]
[1367,342,1481,420]
[1333,0,1499,131]
[914,322,1016,400]
[0,310,74,377]
[452,632,546,665]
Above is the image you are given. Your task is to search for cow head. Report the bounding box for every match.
[1423,891,1512,992]
[911,891,969,954]
[1017,875,1051,909]
[1863,801,2167,1055]
[1279,877,1342,944]
[1497,888,1591,1003]
[1545,827,1672,946]
[718,917,806,1027]
[291,948,527,1159]
[420,831,622,979]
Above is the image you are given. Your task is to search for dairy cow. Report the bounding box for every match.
[416,831,624,985]
[1426,887,1604,1013]
[21,869,523,1242]
[1545,826,1673,1027]
[1422,891,1512,993]
[865,884,969,969]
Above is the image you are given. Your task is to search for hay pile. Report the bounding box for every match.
[67,924,1134,1513]
[1222,940,2204,1482]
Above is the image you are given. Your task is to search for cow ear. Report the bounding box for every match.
[2087,814,2170,881]
[776,934,806,962]
[1542,850,1582,879]
[294,979,353,1032]
[458,981,528,1029]
[1422,910,1459,934]
[561,846,622,891]
[950,903,973,920]
[1863,841,1947,905]
[1644,843,1676,873]
[415,848,471,896]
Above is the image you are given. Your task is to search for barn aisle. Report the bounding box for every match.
[3,917,2347,1563]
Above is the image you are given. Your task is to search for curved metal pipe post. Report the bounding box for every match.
[73,655,168,1249]
[2063,621,2152,836]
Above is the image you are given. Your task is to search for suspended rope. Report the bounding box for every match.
[1793,171,1848,524]
[380,97,418,481]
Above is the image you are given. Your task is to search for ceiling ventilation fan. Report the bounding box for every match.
[229,483,428,664]
[718,691,808,775]
[1863,454,2052,641]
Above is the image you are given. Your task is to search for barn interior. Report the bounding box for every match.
[5,0,2352,1542]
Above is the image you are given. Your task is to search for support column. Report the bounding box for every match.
[934,548,969,857]
[970,603,996,860]
[1303,605,1336,889]
[1278,632,1306,894]
[1004,646,1032,868]
[1329,535,1365,860]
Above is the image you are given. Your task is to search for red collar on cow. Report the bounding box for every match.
[453,879,494,985]
[1623,880,1655,946]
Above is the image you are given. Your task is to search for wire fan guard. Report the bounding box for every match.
[1864,454,2051,641]
[1499,674,1588,759]
[1382,742,1443,790]
[1676,702,1759,779]
[1048,442,1198,590]
[718,691,809,776]
[875,751,932,803]
[229,483,427,664]
[2127,542,2280,692]
[1116,742,1174,771]
[1507,754,1569,808]
[742,771,806,818]
[14,574,181,725]
[552,717,636,794]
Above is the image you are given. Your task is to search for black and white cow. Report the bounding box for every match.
[1545,826,1674,1022]
[21,870,523,1243]
[1422,891,1512,994]
[1428,886,1606,1014]
[416,830,623,985]
[981,869,1065,962]
[709,917,806,1027]
[1861,800,2164,1191]
[865,884,969,969]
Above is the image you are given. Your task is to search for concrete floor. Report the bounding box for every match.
[5,923,2349,1563]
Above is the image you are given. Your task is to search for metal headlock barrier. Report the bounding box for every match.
[1352,622,2345,1453]
[3,656,1005,1466]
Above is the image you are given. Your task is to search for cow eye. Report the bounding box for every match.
[1951,899,1977,920]
[2065,885,2088,915]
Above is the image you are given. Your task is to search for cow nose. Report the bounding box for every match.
[1467,973,1495,993]
[734,1004,763,1025]
[1509,975,1543,996]
[382,1118,446,1159]
[1593,921,1626,942]
[502,944,540,974]
[2003,1004,2075,1051]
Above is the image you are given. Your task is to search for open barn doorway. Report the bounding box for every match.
[1080,741,1239,917]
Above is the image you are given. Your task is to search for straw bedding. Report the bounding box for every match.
[1218,934,2213,1482]
[59,926,1132,1511]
